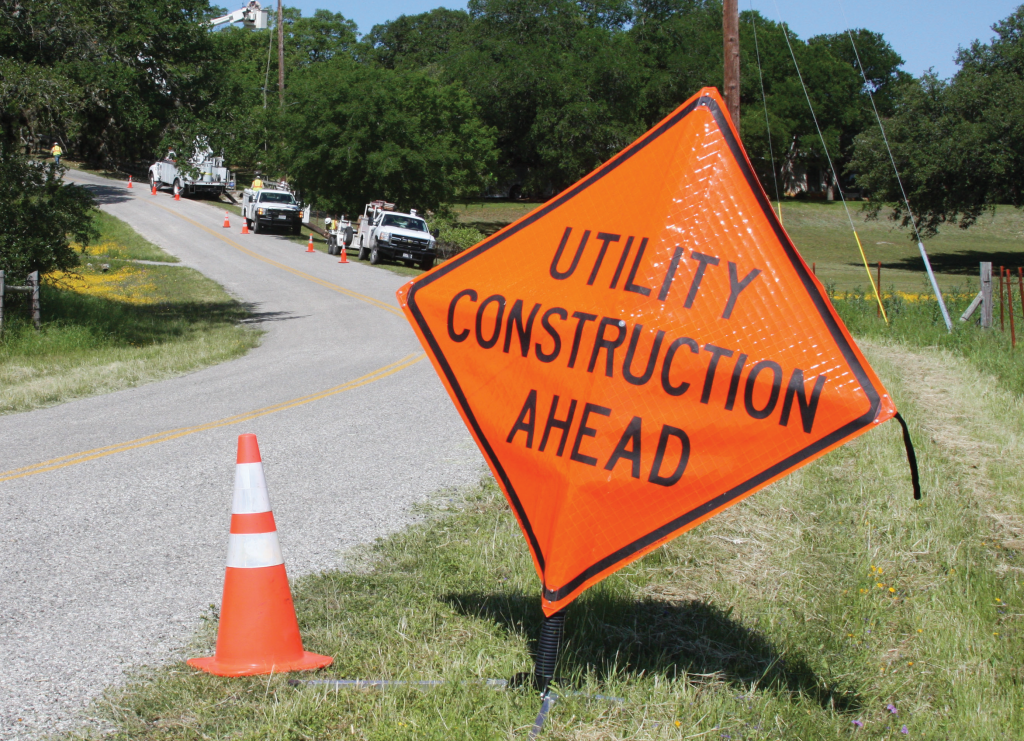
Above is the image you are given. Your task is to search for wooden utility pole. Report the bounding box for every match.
[723,0,740,132]
[277,0,284,108]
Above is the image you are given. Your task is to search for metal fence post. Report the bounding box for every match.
[981,262,993,329]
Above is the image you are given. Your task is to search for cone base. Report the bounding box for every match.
[187,651,332,677]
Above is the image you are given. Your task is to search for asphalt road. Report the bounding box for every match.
[0,172,485,739]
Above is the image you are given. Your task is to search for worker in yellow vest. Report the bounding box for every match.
[50,142,62,165]
[251,172,264,190]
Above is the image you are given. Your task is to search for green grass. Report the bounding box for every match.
[0,210,260,414]
[67,298,1024,739]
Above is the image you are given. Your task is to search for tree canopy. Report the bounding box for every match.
[852,6,1024,237]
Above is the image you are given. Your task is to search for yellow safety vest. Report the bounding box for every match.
[252,178,263,190]
[51,145,62,156]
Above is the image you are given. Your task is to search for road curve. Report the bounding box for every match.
[0,171,484,739]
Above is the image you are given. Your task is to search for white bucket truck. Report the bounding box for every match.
[354,200,437,269]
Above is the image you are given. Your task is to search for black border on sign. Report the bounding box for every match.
[406,95,881,603]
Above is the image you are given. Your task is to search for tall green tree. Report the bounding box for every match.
[851,6,1024,236]
[278,59,497,216]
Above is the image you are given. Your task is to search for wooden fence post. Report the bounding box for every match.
[981,262,993,329]
[29,271,40,329]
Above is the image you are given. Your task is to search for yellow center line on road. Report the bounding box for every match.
[151,199,405,318]
[0,353,424,484]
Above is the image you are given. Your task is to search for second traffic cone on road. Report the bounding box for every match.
[127,175,133,189]
[187,434,332,677]
[241,220,249,235]
[338,246,348,264]
[222,211,231,229]
[306,234,315,253]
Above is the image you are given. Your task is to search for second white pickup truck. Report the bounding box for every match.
[242,188,302,234]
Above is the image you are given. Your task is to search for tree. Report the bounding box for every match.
[278,60,497,216]
[0,154,95,281]
[851,6,1024,236]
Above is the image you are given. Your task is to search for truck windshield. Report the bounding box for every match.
[260,193,295,204]
[381,214,427,232]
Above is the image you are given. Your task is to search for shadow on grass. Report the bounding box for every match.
[2,286,265,349]
[445,590,862,713]
[850,250,1024,276]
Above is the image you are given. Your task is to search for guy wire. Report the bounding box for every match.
[749,3,783,225]
[837,0,952,331]
[771,0,887,323]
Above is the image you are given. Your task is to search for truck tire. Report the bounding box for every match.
[358,236,369,261]
[173,178,182,197]
[343,226,354,247]
[369,240,382,265]
[291,223,301,236]
[252,218,261,234]
[419,255,435,271]
[327,235,337,255]
[149,174,156,191]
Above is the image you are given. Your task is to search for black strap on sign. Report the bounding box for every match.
[893,412,922,500]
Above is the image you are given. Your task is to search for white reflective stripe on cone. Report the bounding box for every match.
[226,531,284,568]
[233,462,271,514]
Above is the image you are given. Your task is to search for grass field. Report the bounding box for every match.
[0,210,260,414]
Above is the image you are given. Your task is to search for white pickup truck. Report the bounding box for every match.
[148,146,230,197]
[354,201,437,269]
[241,188,302,234]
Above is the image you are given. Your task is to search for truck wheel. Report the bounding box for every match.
[149,174,156,191]
[370,241,382,265]
[358,236,369,261]
[252,218,261,234]
[327,235,337,255]
[344,226,354,247]
[173,179,182,197]
[291,223,301,236]
[419,256,435,271]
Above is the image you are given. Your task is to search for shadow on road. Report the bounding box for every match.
[79,182,134,206]
[240,307,302,324]
[445,590,862,713]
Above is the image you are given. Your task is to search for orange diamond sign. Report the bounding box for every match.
[397,88,896,615]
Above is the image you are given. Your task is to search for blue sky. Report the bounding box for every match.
[274,0,1021,80]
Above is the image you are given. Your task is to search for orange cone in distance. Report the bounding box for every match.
[241,220,249,235]
[222,211,231,229]
[151,183,156,196]
[174,185,180,201]
[127,175,133,189]
[187,434,332,677]
[306,234,315,253]
[338,246,348,264]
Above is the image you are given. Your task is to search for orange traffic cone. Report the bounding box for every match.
[241,220,249,235]
[127,175,133,189]
[188,435,332,677]
[151,183,156,196]
[174,185,180,201]
[306,234,315,253]
[222,211,231,229]
[338,245,348,264]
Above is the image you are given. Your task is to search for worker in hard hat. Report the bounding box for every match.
[50,142,62,165]
[251,172,264,190]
